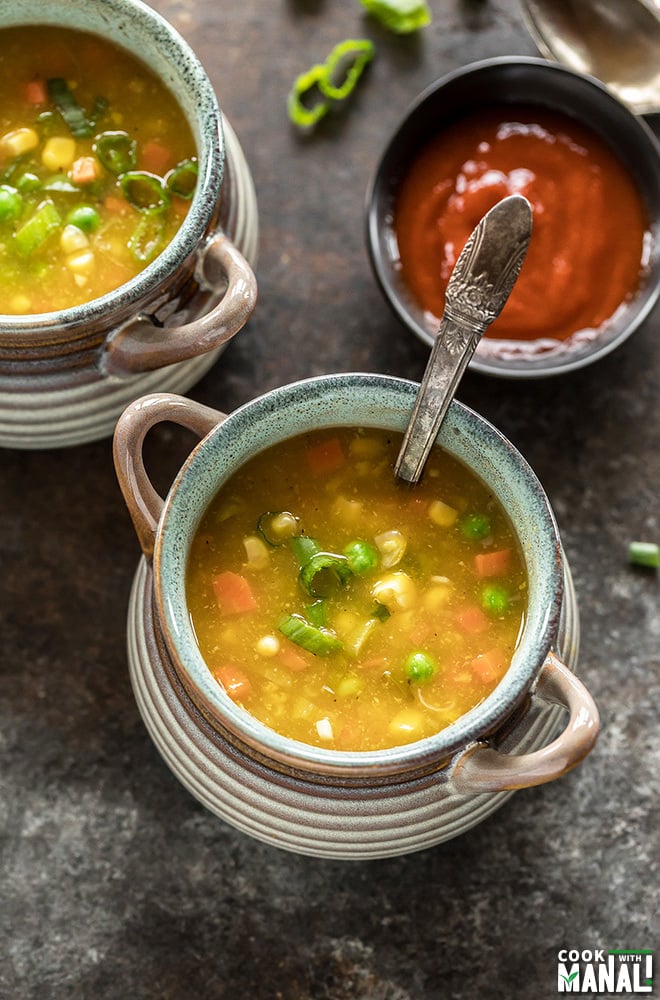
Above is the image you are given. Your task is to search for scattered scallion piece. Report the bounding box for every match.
[320,38,375,101]
[46,77,93,138]
[0,185,23,224]
[15,199,61,256]
[166,158,199,199]
[278,613,343,656]
[287,64,331,129]
[628,541,659,569]
[121,171,170,213]
[306,599,327,628]
[94,131,137,175]
[359,0,431,34]
[299,551,352,598]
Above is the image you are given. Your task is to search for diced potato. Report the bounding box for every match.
[429,499,458,527]
[42,136,76,171]
[60,224,89,255]
[389,708,425,739]
[66,249,95,275]
[331,495,363,524]
[336,674,363,698]
[315,717,334,740]
[372,571,416,611]
[1,127,38,157]
[423,581,453,611]
[374,529,406,568]
[243,533,269,569]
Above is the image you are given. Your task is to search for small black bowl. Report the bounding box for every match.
[366,56,660,378]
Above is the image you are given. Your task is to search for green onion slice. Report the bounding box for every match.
[320,39,375,101]
[305,599,327,628]
[166,158,199,199]
[287,63,330,129]
[299,551,352,598]
[628,541,659,568]
[120,171,170,213]
[129,212,167,263]
[15,199,61,256]
[47,78,93,138]
[95,131,137,175]
[359,0,431,34]
[278,613,343,656]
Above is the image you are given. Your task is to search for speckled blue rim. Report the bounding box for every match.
[0,0,223,332]
[154,373,564,776]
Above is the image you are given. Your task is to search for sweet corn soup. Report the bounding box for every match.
[0,26,197,314]
[187,428,528,752]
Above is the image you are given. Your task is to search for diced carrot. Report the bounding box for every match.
[306,436,346,476]
[456,604,489,634]
[104,195,129,215]
[279,645,309,672]
[470,648,507,684]
[212,571,257,615]
[70,156,99,185]
[140,139,173,175]
[474,548,511,578]
[212,663,252,701]
[23,79,47,105]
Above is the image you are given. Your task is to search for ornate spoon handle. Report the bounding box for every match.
[394,194,533,483]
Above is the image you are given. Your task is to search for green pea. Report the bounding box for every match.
[481,583,510,616]
[0,185,23,223]
[404,651,438,683]
[460,513,491,540]
[16,173,41,193]
[343,539,378,574]
[66,205,101,233]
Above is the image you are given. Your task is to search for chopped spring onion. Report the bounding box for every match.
[129,212,167,263]
[370,601,391,623]
[343,539,378,574]
[15,199,61,256]
[46,78,94,138]
[628,541,659,568]
[299,551,352,598]
[0,185,22,223]
[404,651,438,683]
[94,131,137,175]
[319,39,375,101]
[166,158,199,199]
[278,613,343,656]
[306,599,327,628]
[287,63,331,129]
[120,171,170,213]
[359,0,431,34]
[258,511,302,546]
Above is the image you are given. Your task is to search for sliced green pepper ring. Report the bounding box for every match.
[287,63,331,129]
[299,551,352,598]
[320,39,375,101]
[95,131,137,175]
[165,158,199,199]
[120,171,170,213]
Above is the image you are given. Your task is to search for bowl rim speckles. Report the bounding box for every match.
[365,56,660,379]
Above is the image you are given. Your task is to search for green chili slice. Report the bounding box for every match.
[166,158,199,199]
[129,212,167,263]
[299,551,352,598]
[278,613,343,656]
[306,599,327,628]
[47,78,93,138]
[289,534,322,567]
[95,131,137,175]
[120,171,170,213]
[0,185,23,224]
[257,511,302,546]
[628,541,659,568]
[15,199,61,256]
[359,0,431,34]
[287,63,330,129]
[320,39,375,101]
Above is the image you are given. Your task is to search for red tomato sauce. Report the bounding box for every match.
[394,105,650,355]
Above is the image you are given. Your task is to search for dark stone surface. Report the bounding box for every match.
[1,1,658,997]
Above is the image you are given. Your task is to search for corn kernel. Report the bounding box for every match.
[1,127,38,157]
[389,708,425,738]
[66,249,95,275]
[42,136,76,171]
[60,224,89,255]
[429,499,458,528]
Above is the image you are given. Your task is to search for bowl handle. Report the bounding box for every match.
[101,233,257,377]
[113,392,225,558]
[450,652,599,794]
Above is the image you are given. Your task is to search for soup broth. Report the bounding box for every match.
[186,427,528,752]
[0,25,197,314]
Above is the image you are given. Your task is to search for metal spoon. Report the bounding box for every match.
[394,194,532,484]
[520,0,660,114]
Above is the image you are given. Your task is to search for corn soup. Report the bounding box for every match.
[186,428,528,752]
[0,26,197,314]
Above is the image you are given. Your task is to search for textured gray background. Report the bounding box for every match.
[2,1,658,997]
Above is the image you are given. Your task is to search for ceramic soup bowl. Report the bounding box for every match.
[0,0,258,449]
[114,373,599,859]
